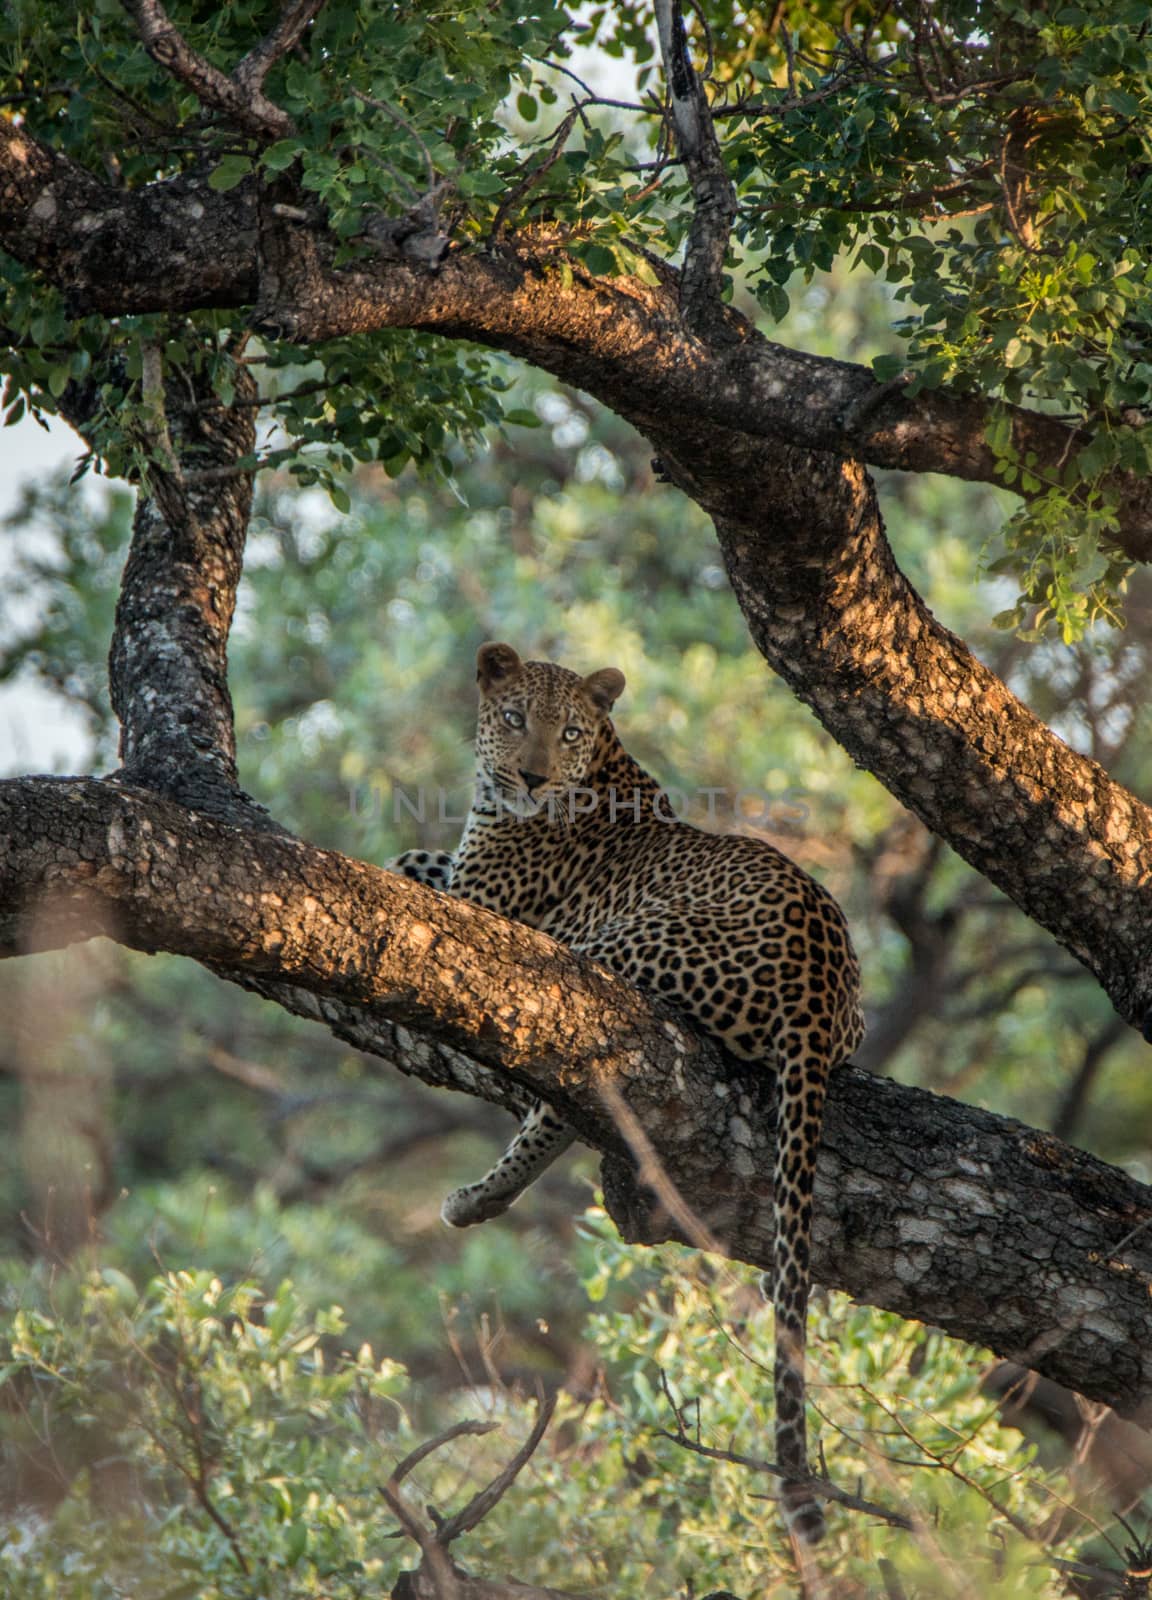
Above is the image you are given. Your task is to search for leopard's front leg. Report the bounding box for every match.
[440,1101,575,1226]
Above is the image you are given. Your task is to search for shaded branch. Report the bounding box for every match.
[653,0,737,329]
[653,1421,917,1532]
[1052,1016,1130,1145]
[234,0,327,97]
[382,1398,585,1600]
[433,1394,557,1546]
[4,122,1152,559]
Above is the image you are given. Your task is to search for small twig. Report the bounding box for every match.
[537,59,651,114]
[434,1392,557,1546]
[780,15,798,98]
[381,1402,564,1599]
[350,86,438,192]
[491,107,579,237]
[654,1422,917,1530]
[864,1385,1042,1542]
[386,1420,500,1492]
[594,1078,725,1256]
[234,0,327,95]
[161,1365,253,1575]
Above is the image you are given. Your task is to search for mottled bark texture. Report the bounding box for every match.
[122,0,322,141]
[105,359,278,825]
[2,774,1151,1424]
[646,435,1152,1029]
[6,121,1152,1007]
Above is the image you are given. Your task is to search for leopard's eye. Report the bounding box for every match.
[562,726,582,744]
[502,708,526,730]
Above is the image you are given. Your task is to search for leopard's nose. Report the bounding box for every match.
[519,769,548,792]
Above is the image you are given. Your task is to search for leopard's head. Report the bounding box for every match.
[474,642,625,809]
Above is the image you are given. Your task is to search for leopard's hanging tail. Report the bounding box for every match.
[769,1018,836,1547]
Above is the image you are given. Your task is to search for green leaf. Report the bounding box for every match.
[284,1521,308,1566]
[582,243,616,276]
[262,140,305,173]
[208,155,254,193]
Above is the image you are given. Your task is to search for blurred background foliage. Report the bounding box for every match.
[2,256,1151,1594]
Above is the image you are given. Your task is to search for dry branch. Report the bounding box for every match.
[382,1397,584,1600]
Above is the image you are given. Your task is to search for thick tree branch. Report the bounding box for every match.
[104,356,275,821]
[6,138,1152,1016]
[2,773,1151,1425]
[249,225,1152,561]
[640,434,1152,1030]
[0,120,259,311]
[2,128,1149,558]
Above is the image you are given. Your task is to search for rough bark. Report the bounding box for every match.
[6,133,1152,1018]
[2,773,1150,1425]
[644,434,1152,1028]
[103,358,281,827]
[3,119,1150,558]
[0,121,260,314]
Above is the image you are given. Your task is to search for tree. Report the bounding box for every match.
[2,0,1152,1585]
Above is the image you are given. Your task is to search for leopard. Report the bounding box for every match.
[389,642,865,1546]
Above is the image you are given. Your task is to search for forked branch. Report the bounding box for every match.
[234,0,327,96]
[121,0,324,139]
[382,1396,585,1600]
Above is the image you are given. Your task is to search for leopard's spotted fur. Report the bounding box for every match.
[390,643,865,1545]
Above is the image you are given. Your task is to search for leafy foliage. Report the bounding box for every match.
[0,1221,1119,1598]
[4,1,1152,629]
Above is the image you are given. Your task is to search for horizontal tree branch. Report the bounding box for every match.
[2,123,1150,560]
[254,231,1152,556]
[0,120,260,313]
[6,126,1152,1024]
[3,773,1151,1425]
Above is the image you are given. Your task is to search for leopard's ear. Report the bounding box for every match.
[477,642,523,692]
[583,667,626,713]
